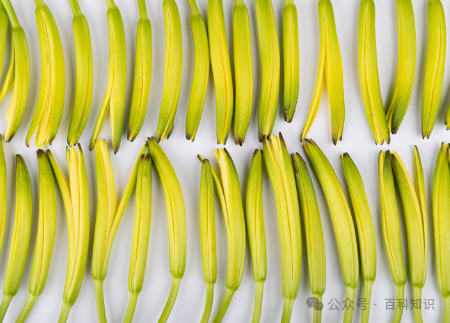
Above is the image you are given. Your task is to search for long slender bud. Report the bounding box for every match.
[155,0,183,143]
[304,139,358,323]
[0,0,30,142]
[197,157,217,323]
[208,0,233,144]
[185,0,209,142]
[263,134,301,323]
[147,138,186,322]
[48,145,90,323]
[357,0,390,144]
[90,0,126,153]
[433,143,450,321]
[292,153,325,323]
[341,153,377,323]
[27,0,65,148]
[124,154,152,323]
[67,0,94,146]
[283,0,299,123]
[233,0,253,145]
[210,149,246,322]
[385,0,416,134]
[0,155,32,322]
[127,0,152,142]
[378,151,406,323]
[92,140,145,322]
[423,0,445,138]
[391,149,427,323]
[245,150,267,323]
[301,0,344,145]
[255,0,280,141]
[16,151,57,323]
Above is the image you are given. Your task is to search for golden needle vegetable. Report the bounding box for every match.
[283,0,299,123]
[92,140,145,322]
[147,138,186,323]
[233,0,253,145]
[0,155,32,321]
[292,153,325,323]
[341,153,377,323]
[378,150,406,323]
[301,0,344,145]
[357,0,390,144]
[391,149,427,323]
[386,0,416,134]
[27,0,65,148]
[255,0,280,141]
[155,0,182,143]
[0,0,30,142]
[423,0,445,138]
[210,148,246,323]
[303,139,358,323]
[127,0,152,142]
[124,154,152,323]
[66,0,93,146]
[245,150,266,323]
[90,0,126,153]
[0,137,5,256]
[47,145,90,323]
[16,151,57,323]
[208,0,233,144]
[263,134,301,323]
[432,143,450,321]
[197,156,216,323]
[0,2,6,75]
[185,0,209,142]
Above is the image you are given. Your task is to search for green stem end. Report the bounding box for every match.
[95,279,107,323]
[200,283,214,323]
[211,288,235,323]
[158,277,181,323]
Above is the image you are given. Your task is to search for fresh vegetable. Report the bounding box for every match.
[264,134,301,322]
[210,148,246,323]
[185,0,209,142]
[0,0,30,142]
[292,153,325,323]
[155,0,182,143]
[197,156,216,323]
[283,0,299,123]
[124,154,152,323]
[304,139,358,323]
[391,148,427,323]
[432,143,450,321]
[16,151,57,323]
[127,0,152,142]
[301,0,344,145]
[66,0,93,146]
[90,0,126,153]
[245,150,266,323]
[92,140,145,322]
[386,0,416,134]
[147,138,186,322]
[357,0,390,144]
[341,153,377,323]
[0,155,32,321]
[233,0,253,145]
[26,0,65,148]
[208,0,233,144]
[255,0,280,141]
[48,145,90,323]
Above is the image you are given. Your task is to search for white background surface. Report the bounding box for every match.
[0,0,447,322]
